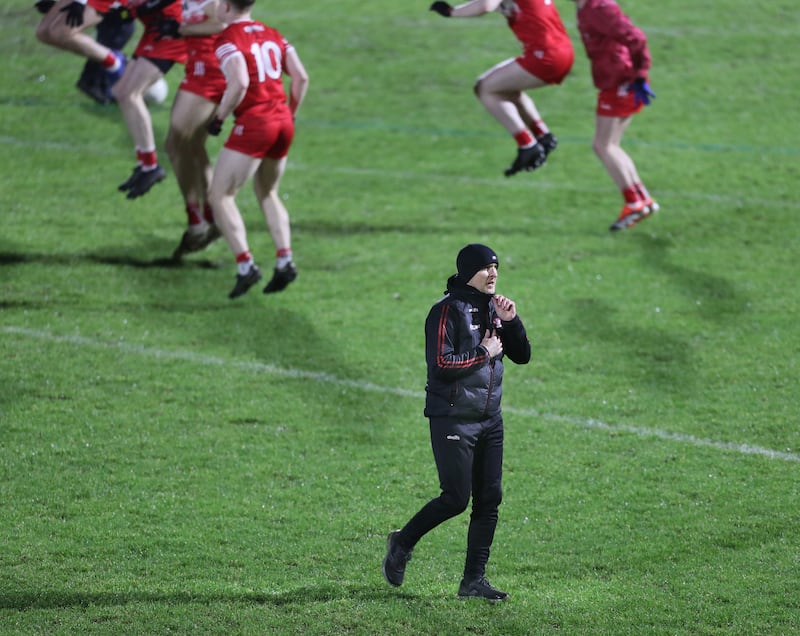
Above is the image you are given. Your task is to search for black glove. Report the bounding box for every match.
[60,0,85,27]
[34,0,56,14]
[430,1,453,17]
[151,16,181,40]
[207,116,223,136]
[629,77,655,106]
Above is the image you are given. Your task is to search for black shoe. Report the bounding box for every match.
[537,132,558,156]
[76,75,113,105]
[172,224,221,261]
[118,166,142,192]
[263,261,298,294]
[125,165,167,199]
[382,530,413,587]
[504,144,547,177]
[229,264,262,299]
[457,577,509,603]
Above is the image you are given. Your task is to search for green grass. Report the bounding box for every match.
[2,0,799,633]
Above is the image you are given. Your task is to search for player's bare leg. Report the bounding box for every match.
[512,91,558,156]
[209,148,263,298]
[166,90,219,258]
[595,115,651,230]
[475,59,550,175]
[113,57,167,198]
[36,0,107,62]
[253,157,297,294]
[593,114,638,190]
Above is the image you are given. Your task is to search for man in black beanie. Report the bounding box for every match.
[383,243,531,601]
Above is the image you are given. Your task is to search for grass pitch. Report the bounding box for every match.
[2,1,799,634]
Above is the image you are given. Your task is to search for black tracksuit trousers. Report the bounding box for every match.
[399,413,504,580]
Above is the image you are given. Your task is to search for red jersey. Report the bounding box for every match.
[576,0,651,90]
[179,0,226,100]
[182,0,220,69]
[130,0,188,63]
[215,20,292,121]
[498,0,572,56]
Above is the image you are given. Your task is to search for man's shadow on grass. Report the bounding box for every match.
[0,585,416,611]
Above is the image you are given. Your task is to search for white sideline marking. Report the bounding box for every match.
[4,325,798,463]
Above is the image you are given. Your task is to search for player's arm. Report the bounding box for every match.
[153,1,224,39]
[284,45,309,117]
[430,0,503,18]
[215,49,249,119]
[183,0,226,36]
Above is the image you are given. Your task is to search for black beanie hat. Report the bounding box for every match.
[456,243,499,281]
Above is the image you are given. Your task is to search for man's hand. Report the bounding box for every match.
[629,77,656,106]
[207,116,224,136]
[493,295,517,322]
[480,330,503,359]
[60,0,85,27]
[430,1,453,17]
[151,16,181,40]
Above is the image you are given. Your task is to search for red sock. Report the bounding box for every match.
[102,52,119,70]
[136,148,158,170]
[531,120,549,138]
[235,251,252,264]
[622,186,640,205]
[185,202,203,226]
[203,202,215,224]
[276,248,292,258]
[513,130,534,148]
[634,182,651,202]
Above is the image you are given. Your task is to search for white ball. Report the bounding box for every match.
[144,77,169,105]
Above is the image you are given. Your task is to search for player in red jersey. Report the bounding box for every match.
[430,0,574,176]
[206,0,309,299]
[34,0,135,104]
[572,0,658,231]
[153,0,229,260]
[113,0,188,200]
[35,0,128,89]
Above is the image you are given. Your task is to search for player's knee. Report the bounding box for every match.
[35,21,56,44]
[164,132,178,158]
[110,82,129,103]
[591,139,607,158]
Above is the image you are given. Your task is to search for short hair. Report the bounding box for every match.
[227,0,255,10]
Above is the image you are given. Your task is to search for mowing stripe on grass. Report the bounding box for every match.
[5,325,798,463]
[2,133,798,208]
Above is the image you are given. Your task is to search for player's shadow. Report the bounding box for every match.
[630,233,749,323]
[0,585,415,611]
[565,297,693,395]
[0,249,220,270]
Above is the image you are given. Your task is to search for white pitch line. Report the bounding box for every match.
[4,325,798,463]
